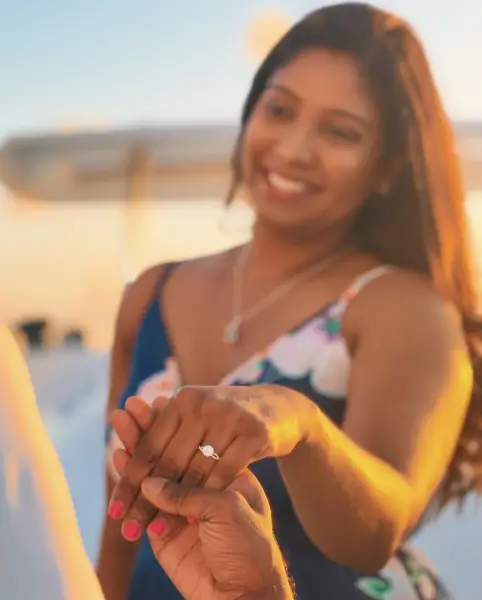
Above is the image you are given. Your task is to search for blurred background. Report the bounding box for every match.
[1,1,482,597]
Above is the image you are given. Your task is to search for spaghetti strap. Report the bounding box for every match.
[156,262,181,295]
[339,265,394,306]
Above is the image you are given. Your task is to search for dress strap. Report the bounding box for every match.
[340,265,394,303]
[156,261,181,295]
[326,265,394,319]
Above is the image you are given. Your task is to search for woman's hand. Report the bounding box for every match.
[142,471,293,600]
[108,385,316,541]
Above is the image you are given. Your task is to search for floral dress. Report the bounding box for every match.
[106,264,453,600]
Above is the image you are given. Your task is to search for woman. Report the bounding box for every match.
[99,3,482,599]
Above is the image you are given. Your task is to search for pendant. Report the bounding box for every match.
[223,316,241,344]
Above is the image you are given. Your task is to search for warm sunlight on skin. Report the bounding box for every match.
[0,326,103,600]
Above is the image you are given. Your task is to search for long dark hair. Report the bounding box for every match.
[228,3,482,507]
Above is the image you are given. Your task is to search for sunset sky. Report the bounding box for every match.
[1,0,481,141]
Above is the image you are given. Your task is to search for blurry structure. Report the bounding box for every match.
[0,125,248,347]
[63,329,84,347]
[0,124,235,201]
[18,318,48,349]
[0,125,236,280]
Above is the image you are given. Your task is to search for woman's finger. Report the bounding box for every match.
[111,409,141,454]
[204,435,262,491]
[107,403,181,527]
[112,396,158,455]
[180,430,237,489]
[113,448,130,475]
[119,420,208,540]
[125,396,158,430]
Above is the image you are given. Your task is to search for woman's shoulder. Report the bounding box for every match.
[132,248,237,294]
[343,267,464,347]
[351,267,456,312]
[116,249,237,336]
[162,247,239,294]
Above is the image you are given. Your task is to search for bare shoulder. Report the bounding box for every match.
[165,247,239,294]
[344,268,465,348]
[115,263,167,333]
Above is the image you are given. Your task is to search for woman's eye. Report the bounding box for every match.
[323,125,360,141]
[265,103,293,119]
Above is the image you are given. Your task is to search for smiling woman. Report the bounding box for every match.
[99,4,482,600]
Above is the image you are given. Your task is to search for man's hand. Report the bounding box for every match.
[142,471,293,600]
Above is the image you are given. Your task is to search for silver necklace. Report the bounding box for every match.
[223,245,351,345]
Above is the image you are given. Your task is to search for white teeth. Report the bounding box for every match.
[267,171,307,194]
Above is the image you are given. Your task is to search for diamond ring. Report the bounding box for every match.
[198,444,220,461]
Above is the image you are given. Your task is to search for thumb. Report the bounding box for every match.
[142,477,227,521]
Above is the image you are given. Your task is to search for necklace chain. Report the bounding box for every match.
[223,245,350,345]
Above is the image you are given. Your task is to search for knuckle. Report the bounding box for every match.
[163,480,191,507]
[155,455,182,479]
[131,493,158,523]
[221,489,246,517]
[247,422,271,459]
[201,386,234,416]
[213,462,238,487]
[136,436,160,468]
[175,387,202,416]
[253,418,270,443]
[182,468,206,488]
[117,477,139,501]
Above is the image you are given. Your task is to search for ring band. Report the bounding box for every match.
[198,444,220,461]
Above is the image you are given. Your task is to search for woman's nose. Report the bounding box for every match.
[272,127,317,169]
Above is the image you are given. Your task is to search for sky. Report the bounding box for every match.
[1,0,481,142]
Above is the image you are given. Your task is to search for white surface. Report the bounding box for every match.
[28,349,482,598]
[0,336,104,600]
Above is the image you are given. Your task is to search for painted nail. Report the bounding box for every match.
[187,517,197,525]
[108,501,125,520]
[123,521,141,541]
[148,519,166,536]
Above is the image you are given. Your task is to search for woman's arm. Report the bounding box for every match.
[0,327,104,599]
[277,273,473,572]
[97,265,165,600]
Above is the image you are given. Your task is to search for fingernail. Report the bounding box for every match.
[122,521,141,541]
[108,501,125,520]
[148,519,166,536]
[187,517,197,525]
[142,477,167,495]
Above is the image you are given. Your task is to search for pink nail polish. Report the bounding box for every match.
[148,519,166,536]
[108,501,125,520]
[123,521,140,541]
[187,517,197,525]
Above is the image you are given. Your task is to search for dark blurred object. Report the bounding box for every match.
[63,329,84,347]
[18,319,47,349]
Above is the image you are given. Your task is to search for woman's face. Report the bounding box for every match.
[241,48,387,234]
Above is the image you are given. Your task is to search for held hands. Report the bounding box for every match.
[140,472,292,600]
[108,384,313,541]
